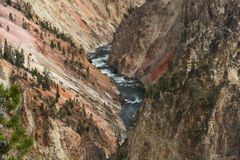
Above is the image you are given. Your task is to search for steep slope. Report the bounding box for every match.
[111,0,240,159]
[24,0,145,51]
[109,0,183,84]
[0,0,145,159]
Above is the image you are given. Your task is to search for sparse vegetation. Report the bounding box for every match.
[31,68,51,91]
[39,20,76,47]
[58,99,74,118]
[0,84,33,159]
[1,39,25,69]
[0,84,21,111]
[146,74,172,97]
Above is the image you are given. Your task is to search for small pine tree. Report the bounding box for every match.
[16,0,22,10]
[9,13,14,21]
[42,68,50,90]
[40,32,43,39]
[22,22,28,30]
[50,40,55,49]
[86,66,90,77]
[79,45,84,54]
[15,49,25,68]
[0,43,3,58]
[3,39,12,62]
[57,41,62,51]
[55,84,60,103]
[62,47,65,55]
[7,26,10,32]
[3,39,8,59]
[24,2,33,19]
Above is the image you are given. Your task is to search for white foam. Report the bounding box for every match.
[119,83,141,88]
[124,97,142,104]
[113,76,126,84]
[94,62,107,68]
[92,54,109,63]
[100,69,115,78]
[102,54,109,60]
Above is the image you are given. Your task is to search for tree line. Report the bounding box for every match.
[0,39,25,68]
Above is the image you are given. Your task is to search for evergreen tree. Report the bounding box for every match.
[42,68,50,90]
[86,66,90,77]
[15,49,25,68]
[40,32,43,39]
[24,2,33,19]
[3,39,11,62]
[9,13,14,21]
[50,40,55,49]
[22,22,28,30]
[16,0,22,10]
[62,47,65,55]
[79,45,84,54]
[0,43,3,58]
[8,45,14,64]
[57,41,61,51]
[7,26,10,32]
[55,84,60,103]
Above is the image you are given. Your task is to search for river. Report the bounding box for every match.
[88,45,145,127]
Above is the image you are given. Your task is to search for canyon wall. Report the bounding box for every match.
[0,0,144,159]
[109,0,183,84]
[111,0,240,159]
[24,0,145,51]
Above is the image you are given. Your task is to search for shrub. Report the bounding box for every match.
[0,84,33,158]
[17,137,33,155]
[6,115,20,128]
[158,76,171,92]
[10,127,25,144]
[171,73,184,88]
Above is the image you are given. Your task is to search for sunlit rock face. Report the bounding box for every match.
[25,0,146,51]
[110,0,240,160]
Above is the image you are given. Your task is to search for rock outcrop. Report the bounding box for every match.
[109,0,183,84]
[111,0,240,159]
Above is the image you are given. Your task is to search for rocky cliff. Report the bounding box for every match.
[25,0,145,51]
[0,0,145,159]
[111,0,240,159]
[109,0,183,84]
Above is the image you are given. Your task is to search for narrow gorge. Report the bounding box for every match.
[88,45,145,127]
[0,0,240,160]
